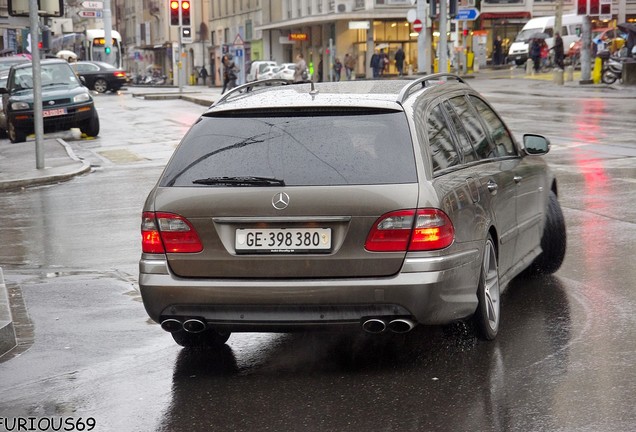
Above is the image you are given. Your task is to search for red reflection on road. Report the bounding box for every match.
[572,99,606,144]
[572,99,611,311]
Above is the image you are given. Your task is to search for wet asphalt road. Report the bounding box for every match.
[0,77,635,432]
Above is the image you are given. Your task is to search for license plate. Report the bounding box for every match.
[43,108,67,118]
[235,228,332,253]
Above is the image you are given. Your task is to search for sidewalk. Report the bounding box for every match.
[0,138,90,192]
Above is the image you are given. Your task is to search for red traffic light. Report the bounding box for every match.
[170,0,179,25]
[181,0,191,26]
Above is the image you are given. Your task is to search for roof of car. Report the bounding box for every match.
[12,58,68,70]
[206,75,470,114]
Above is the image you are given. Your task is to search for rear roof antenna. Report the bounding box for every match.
[309,81,318,95]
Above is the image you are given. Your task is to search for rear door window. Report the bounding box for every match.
[447,96,496,160]
[425,104,459,173]
[161,111,417,187]
[469,96,517,157]
[442,100,478,164]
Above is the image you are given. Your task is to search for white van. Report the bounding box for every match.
[508,14,583,65]
[246,61,277,82]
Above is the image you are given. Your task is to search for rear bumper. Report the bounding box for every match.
[139,248,481,331]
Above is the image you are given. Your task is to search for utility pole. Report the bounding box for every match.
[103,0,113,65]
[417,0,432,74]
[439,0,449,73]
[580,15,593,83]
[28,0,45,169]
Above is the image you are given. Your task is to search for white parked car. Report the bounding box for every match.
[259,65,277,80]
[246,61,277,82]
[272,63,296,81]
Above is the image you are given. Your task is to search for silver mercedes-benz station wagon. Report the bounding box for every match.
[139,75,566,348]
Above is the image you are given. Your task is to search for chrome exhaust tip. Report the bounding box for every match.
[183,319,207,333]
[387,318,416,333]
[362,318,387,334]
[160,318,183,333]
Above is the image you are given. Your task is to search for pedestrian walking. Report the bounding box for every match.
[493,35,503,65]
[344,53,356,80]
[199,65,208,86]
[221,54,230,93]
[223,54,239,93]
[333,58,343,81]
[553,32,565,69]
[394,47,405,76]
[530,39,542,72]
[370,51,381,78]
[379,49,389,76]
[293,53,308,82]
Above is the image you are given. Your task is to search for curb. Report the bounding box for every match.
[133,92,215,107]
[0,267,17,359]
[0,139,91,192]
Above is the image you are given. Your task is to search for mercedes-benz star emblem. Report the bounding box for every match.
[272,192,290,210]
[48,101,55,105]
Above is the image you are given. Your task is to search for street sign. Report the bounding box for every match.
[456,8,480,21]
[412,19,423,33]
[77,10,103,18]
[81,1,103,8]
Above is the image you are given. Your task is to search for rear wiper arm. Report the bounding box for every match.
[192,176,286,186]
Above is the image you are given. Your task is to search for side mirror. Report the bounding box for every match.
[523,134,550,155]
[0,87,7,95]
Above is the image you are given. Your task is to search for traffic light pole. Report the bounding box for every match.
[439,0,449,73]
[103,0,113,65]
[29,0,45,169]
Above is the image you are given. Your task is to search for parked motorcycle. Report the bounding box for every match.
[601,56,624,84]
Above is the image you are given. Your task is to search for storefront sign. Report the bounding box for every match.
[288,33,308,41]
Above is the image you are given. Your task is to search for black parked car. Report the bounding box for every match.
[0,59,99,143]
[72,60,128,93]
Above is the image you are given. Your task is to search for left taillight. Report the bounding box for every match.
[365,209,455,252]
[141,211,203,253]
[114,71,126,78]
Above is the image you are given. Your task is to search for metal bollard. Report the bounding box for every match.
[553,68,564,85]
[526,59,533,75]
[565,65,574,82]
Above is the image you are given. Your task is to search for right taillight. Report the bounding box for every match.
[365,209,454,252]
[141,211,203,254]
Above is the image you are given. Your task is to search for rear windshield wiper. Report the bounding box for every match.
[192,176,286,186]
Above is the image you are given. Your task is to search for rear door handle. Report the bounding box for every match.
[487,180,498,194]
[514,175,523,184]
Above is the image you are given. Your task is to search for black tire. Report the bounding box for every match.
[171,328,231,348]
[473,235,500,340]
[601,70,617,84]
[80,110,100,137]
[93,78,108,93]
[528,191,566,275]
[8,119,26,143]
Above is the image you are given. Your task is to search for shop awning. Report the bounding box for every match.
[480,12,532,19]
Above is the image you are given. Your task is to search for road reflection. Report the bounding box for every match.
[158,275,573,432]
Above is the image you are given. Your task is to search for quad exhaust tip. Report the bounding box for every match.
[362,318,416,334]
[362,318,387,334]
[182,319,207,333]
[160,318,182,333]
[387,318,416,333]
[160,318,208,333]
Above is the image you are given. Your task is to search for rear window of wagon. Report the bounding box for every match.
[160,111,418,187]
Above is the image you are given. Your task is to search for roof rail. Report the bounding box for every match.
[213,78,293,106]
[396,73,466,104]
